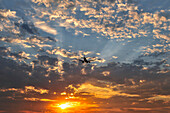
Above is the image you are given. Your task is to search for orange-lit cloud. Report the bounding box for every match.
[0,0,169,113]
[81,68,87,75]
[146,95,170,102]
[0,9,16,18]
[102,71,110,76]
[32,0,54,7]
[18,111,42,113]
[67,83,139,99]
[25,86,49,94]
[24,97,55,102]
[0,86,49,95]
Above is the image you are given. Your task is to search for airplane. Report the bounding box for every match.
[79,55,94,63]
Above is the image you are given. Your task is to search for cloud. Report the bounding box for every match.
[0,0,170,112]
[25,86,49,94]
[34,20,57,35]
[0,23,3,31]
[0,9,16,18]
[0,52,169,112]
[32,0,54,7]
[24,97,55,102]
[146,95,170,103]
[18,111,41,113]
[101,71,110,76]
[67,83,139,99]
[0,86,49,94]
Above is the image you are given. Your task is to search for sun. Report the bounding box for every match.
[57,102,81,110]
[58,103,71,109]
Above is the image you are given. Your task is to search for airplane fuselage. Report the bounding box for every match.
[83,57,90,63]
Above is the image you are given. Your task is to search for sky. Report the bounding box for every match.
[0,0,170,113]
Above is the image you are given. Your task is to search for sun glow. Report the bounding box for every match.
[58,103,71,109]
[49,101,98,112]
[58,102,80,109]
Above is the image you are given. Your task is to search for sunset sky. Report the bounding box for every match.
[0,0,170,113]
